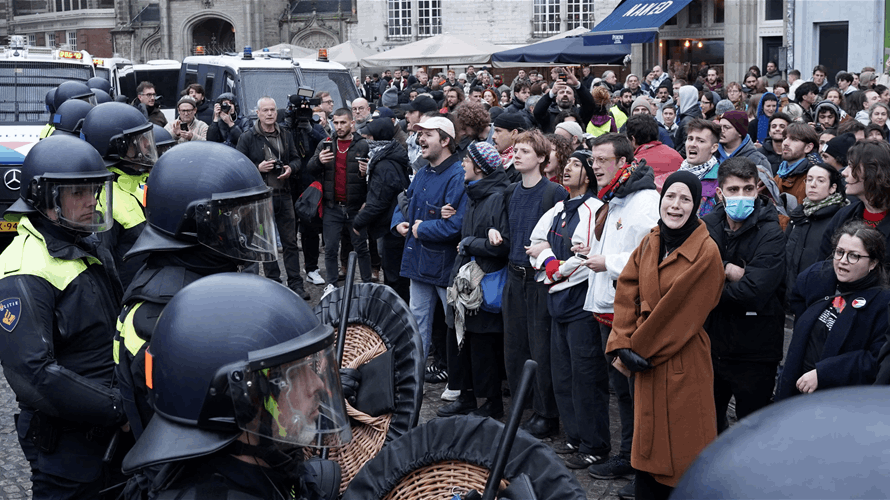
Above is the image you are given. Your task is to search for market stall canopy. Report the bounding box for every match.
[328,40,377,68]
[491,36,630,68]
[360,33,506,68]
[582,0,694,46]
[538,26,592,43]
[263,43,316,59]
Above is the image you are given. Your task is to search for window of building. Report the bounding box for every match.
[387,0,412,40]
[46,33,56,47]
[27,34,36,46]
[533,0,560,37]
[417,0,441,38]
[714,0,724,23]
[765,0,782,21]
[67,31,77,50]
[566,0,593,29]
[688,0,703,25]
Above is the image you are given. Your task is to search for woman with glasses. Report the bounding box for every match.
[777,220,890,399]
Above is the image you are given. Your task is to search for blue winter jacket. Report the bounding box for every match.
[391,152,467,287]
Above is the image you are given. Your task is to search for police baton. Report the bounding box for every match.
[103,428,120,463]
[322,251,357,459]
[480,359,537,500]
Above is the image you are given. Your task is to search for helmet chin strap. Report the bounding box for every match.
[228,436,303,474]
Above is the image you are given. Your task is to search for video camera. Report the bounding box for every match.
[286,86,322,131]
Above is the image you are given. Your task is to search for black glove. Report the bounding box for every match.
[616,348,653,373]
[339,367,362,406]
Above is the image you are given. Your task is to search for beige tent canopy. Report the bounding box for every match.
[360,33,506,68]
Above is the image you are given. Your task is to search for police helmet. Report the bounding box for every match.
[216,92,238,118]
[151,124,176,156]
[50,99,93,136]
[671,387,890,498]
[121,273,351,473]
[53,81,96,110]
[45,89,56,115]
[86,76,112,95]
[6,135,114,233]
[81,102,157,170]
[92,88,112,104]
[125,141,278,263]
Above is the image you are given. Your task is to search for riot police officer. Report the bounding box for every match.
[49,98,93,137]
[152,124,176,156]
[0,135,127,499]
[81,101,158,289]
[121,273,350,500]
[114,141,280,440]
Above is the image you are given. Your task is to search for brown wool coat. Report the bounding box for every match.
[606,221,725,487]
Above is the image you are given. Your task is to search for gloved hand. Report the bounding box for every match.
[545,258,562,281]
[339,367,362,406]
[616,348,652,373]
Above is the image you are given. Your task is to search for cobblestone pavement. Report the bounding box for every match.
[0,258,793,499]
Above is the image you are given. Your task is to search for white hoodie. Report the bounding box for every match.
[529,196,603,293]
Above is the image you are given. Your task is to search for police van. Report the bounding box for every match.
[179,47,358,120]
[134,59,182,123]
[93,55,137,100]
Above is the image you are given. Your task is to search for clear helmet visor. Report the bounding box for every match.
[118,128,158,169]
[74,93,98,107]
[195,191,279,262]
[231,343,352,448]
[45,180,113,233]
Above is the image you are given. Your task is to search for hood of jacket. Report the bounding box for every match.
[466,168,509,201]
[678,85,701,116]
[367,140,409,178]
[814,100,841,122]
[613,162,657,199]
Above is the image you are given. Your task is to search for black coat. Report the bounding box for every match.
[785,201,845,299]
[195,98,213,126]
[451,168,511,333]
[818,199,890,260]
[703,198,787,362]
[761,139,783,176]
[353,141,410,239]
[236,124,303,191]
[206,117,244,146]
[532,85,596,134]
[307,132,370,212]
[777,260,890,399]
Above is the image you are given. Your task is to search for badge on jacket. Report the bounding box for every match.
[616,218,623,230]
[852,297,866,309]
[0,298,20,332]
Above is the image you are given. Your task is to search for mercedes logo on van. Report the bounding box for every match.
[4,169,20,191]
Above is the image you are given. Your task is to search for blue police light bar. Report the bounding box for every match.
[583,0,693,46]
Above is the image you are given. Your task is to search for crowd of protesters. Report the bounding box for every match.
[322,59,890,500]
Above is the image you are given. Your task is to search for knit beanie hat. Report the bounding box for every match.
[823,133,857,165]
[467,141,502,176]
[555,121,584,140]
[720,110,749,137]
[492,112,527,131]
[631,95,652,114]
[382,87,399,108]
[715,99,735,116]
[570,149,596,183]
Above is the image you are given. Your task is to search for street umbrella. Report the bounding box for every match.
[328,40,377,69]
[361,33,505,68]
[491,36,630,68]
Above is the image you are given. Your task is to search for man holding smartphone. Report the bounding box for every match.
[165,96,208,144]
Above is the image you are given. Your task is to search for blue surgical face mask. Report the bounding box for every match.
[723,196,755,221]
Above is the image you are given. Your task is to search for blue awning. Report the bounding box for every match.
[583,0,693,46]
[491,37,630,68]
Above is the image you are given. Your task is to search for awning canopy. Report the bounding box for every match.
[326,40,376,69]
[360,33,505,68]
[583,0,693,46]
[491,36,630,68]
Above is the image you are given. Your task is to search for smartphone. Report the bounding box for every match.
[179,122,188,131]
[323,140,333,153]
[558,73,567,82]
[355,157,369,163]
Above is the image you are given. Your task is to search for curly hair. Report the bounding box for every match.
[454,100,490,140]
[545,133,572,182]
[847,139,890,210]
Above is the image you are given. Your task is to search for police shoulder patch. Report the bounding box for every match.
[0,298,21,332]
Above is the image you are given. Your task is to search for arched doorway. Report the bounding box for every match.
[191,17,235,55]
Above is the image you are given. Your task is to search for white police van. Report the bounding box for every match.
[134,59,182,122]
[179,47,359,120]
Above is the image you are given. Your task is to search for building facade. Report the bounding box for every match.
[2,0,115,56]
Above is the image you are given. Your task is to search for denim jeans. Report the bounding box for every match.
[322,204,371,285]
[551,314,611,456]
[502,265,559,419]
[600,321,634,456]
[409,279,448,359]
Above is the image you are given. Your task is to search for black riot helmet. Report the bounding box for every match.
[6,135,114,233]
[50,99,94,136]
[53,81,97,110]
[86,76,112,95]
[121,273,351,473]
[125,141,278,263]
[671,387,890,499]
[151,124,176,156]
[92,88,112,104]
[45,88,56,114]
[80,102,157,170]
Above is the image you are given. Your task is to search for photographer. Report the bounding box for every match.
[165,96,207,143]
[206,92,244,147]
[236,96,310,300]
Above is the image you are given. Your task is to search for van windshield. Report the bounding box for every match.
[134,68,180,109]
[0,61,92,123]
[299,69,359,110]
[240,69,300,114]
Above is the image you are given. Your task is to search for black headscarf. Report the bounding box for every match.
[658,170,703,260]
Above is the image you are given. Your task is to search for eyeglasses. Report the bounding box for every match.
[179,108,195,113]
[141,93,156,97]
[593,156,617,166]
[834,248,870,264]
[322,99,334,105]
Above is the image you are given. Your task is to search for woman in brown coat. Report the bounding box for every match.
[606,171,725,499]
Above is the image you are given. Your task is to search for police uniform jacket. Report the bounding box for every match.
[100,166,148,290]
[607,221,724,487]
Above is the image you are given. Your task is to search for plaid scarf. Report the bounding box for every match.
[594,159,640,239]
[801,192,848,217]
[679,156,719,180]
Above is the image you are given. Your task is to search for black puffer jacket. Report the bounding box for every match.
[353,141,410,239]
[785,200,846,299]
[703,198,787,362]
[818,199,890,260]
[450,168,511,333]
[307,132,370,212]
